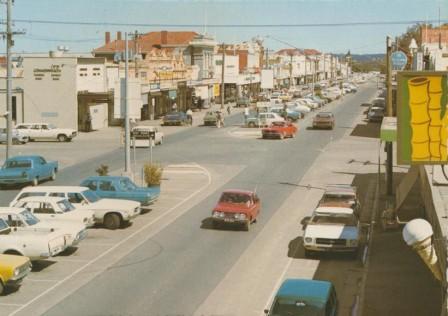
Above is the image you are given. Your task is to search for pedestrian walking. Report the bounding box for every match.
[216,111,224,128]
[84,112,92,132]
[244,106,249,124]
[186,108,193,126]
[226,105,231,115]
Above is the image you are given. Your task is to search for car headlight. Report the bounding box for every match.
[213,211,224,218]
[304,237,313,243]
[235,213,246,220]
[13,268,20,277]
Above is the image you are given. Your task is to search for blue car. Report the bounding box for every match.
[264,279,338,316]
[0,155,58,187]
[80,176,160,206]
[162,112,189,126]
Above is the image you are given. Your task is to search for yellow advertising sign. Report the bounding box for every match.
[213,84,220,97]
[397,72,448,164]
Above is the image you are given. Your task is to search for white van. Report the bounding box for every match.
[10,186,141,230]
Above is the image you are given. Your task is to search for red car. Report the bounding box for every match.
[212,190,261,231]
[262,121,297,139]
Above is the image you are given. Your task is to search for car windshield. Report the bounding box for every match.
[82,190,101,203]
[20,210,40,226]
[120,178,138,191]
[57,200,75,213]
[270,299,323,316]
[322,194,355,203]
[3,160,31,169]
[311,213,357,226]
[272,122,285,127]
[317,113,332,118]
[219,192,251,204]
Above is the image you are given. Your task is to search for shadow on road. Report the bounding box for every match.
[200,217,247,232]
[31,260,56,272]
[350,121,381,139]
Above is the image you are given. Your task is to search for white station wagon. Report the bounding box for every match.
[15,123,77,142]
[10,186,141,230]
[302,206,360,256]
[13,196,95,228]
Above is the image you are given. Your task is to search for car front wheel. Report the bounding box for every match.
[57,134,68,142]
[104,213,121,230]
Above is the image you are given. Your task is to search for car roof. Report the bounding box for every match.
[16,196,66,203]
[276,279,332,304]
[314,206,354,215]
[222,189,254,195]
[0,207,26,214]
[324,184,356,195]
[6,155,42,161]
[17,186,89,193]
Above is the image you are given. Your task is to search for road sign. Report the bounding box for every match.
[391,51,408,70]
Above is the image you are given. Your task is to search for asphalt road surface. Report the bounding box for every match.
[0,83,379,316]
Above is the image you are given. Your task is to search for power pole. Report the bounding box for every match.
[124,32,131,174]
[2,0,24,159]
[323,53,326,80]
[134,30,139,78]
[265,48,269,69]
[220,43,225,109]
[289,53,293,89]
[386,36,393,195]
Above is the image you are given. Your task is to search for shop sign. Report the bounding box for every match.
[33,64,62,81]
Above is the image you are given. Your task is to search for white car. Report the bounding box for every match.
[288,102,311,113]
[13,196,95,228]
[15,123,77,142]
[0,128,29,144]
[0,218,66,261]
[0,207,87,248]
[131,125,164,147]
[302,206,360,256]
[10,186,141,230]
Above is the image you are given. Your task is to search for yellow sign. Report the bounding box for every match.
[397,72,448,164]
[213,84,220,97]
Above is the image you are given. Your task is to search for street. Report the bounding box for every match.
[0,83,381,315]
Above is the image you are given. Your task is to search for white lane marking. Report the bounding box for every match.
[52,258,90,263]
[9,163,212,316]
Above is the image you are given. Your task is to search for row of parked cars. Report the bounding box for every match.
[0,155,160,294]
[1,123,78,144]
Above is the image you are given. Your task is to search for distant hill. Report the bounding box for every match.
[335,54,385,62]
[335,53,386,73]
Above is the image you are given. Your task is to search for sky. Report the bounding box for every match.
[0,0,446,55]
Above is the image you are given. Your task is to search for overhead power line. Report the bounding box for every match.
[5,18,448,28]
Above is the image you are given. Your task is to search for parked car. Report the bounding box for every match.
[297,98,319,109]
[0,128,29,144]
[0,218,66,261]
[203,111,220,126]
[10,186,141,230]
[367,106,384,122]
[13,196,95,228]
[0,155,58,187]
[0,207,87,248]
[270,107,303,121]
[313,112,335,129]
[264,279,338,316]
[318,185,360,215]
[15,123,77,142]
[302,206,360,256]
[0,253,31,294]
[130,125,164,146]
[211,189,261,231]
[262,121,297,139]
[162,112,189,126]
[80,176,160,206]
[371,97,386,109]
[236,97,251,108]
[246,112,285,128]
